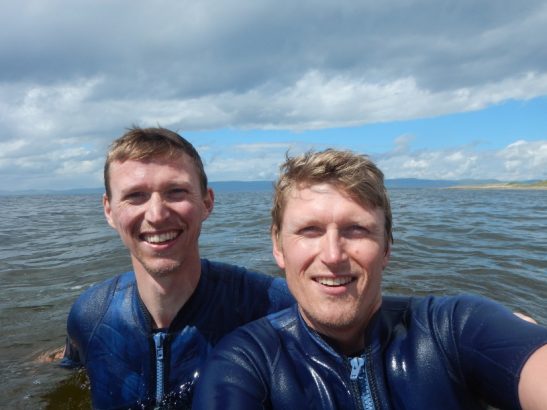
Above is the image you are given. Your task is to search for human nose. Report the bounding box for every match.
[320,229,347,266]
[145,194,169,223]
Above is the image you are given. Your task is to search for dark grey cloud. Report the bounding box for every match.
[1,0,547,190]
[3,0,546,96]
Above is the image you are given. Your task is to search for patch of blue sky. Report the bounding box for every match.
[186,96,547,155]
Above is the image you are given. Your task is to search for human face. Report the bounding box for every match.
[103,154,213,278]
[272,183,390,353]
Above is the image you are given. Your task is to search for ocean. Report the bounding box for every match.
[0,188,546,408]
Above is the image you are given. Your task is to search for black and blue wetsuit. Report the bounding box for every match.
[194,295,547,410]
[62,259,294,409]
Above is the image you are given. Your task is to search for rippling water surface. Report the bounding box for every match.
[0,189,545,408]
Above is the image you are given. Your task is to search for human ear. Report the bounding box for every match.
[382,242,391,269]
[271,227,286,269]
[103,194,116,229]
[201,188,215,221]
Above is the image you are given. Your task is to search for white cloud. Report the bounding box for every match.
[202,142,312,181]
[205,156,280,181]
[55,158,103,176]
[232,143,294,153]
[1,0,547,190]
[378,140,547,181]
[200,139,547,184]
[2,0,547,134]
[497,140,547,179]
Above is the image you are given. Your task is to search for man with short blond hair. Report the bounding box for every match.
[194,149,547,410]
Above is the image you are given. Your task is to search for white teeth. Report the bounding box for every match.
[143,231,178,244]
[316,277,353,287]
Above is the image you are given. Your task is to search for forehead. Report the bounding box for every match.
[282,183,380,220]
[284,182,357,204]
[111,151,193,170]
[109,154,199,185]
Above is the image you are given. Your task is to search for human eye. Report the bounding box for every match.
[297,225,323,238]
[124,191,148,204]
[167,187,189,200]
[343,224,370,238]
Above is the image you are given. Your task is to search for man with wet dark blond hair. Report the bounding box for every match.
[194,149,547,410]
[62,127,294,409]
[103,127,209,198]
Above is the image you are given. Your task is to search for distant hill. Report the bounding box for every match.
[2,179,545,196]
[0,187,104,197]
[386,178,453,188]
[0,181,275,196]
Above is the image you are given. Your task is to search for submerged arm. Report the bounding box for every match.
[35,346,65,363]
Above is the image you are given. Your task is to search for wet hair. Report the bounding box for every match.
[271,148,393,246]
[104,127,207,198]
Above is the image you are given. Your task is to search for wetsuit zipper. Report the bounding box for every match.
[153,331,166,405]
[364,347,381,410]
[348,356,365,410]
[348,355,377,410]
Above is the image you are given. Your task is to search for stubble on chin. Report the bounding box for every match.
[301,306,357,333]
[140,259,182,279]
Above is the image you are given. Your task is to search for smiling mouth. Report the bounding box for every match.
[314,277,355,287]
[141,231,180,244]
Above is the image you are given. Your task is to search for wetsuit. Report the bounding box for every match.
[193,295,547,410]
[62,259,294,409]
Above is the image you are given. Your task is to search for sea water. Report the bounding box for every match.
[0,189,545,408]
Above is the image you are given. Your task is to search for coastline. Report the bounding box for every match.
[449,181,547,190]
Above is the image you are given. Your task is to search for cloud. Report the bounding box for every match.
[1,0,547,189]
[378,140,547,181]
[199,139,547,184]
[200,141,315,182]
[5,1,546,90]
[497,140,547,178]
[2,1,547,130]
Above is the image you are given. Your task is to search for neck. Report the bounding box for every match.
[301,298,382,357]
[134,258,202,329]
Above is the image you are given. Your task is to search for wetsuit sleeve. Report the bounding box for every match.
[60,335,82,368]
[58,296,85,368]
[266,276,294,313]
[58,275,118,369]
[192,325,271,410]
[450,295,547,409]
[237,268,294,320]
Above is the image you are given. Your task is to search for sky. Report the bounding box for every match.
[1,0,547,191]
